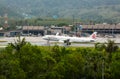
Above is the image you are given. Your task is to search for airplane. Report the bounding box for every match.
[42,32,97,43]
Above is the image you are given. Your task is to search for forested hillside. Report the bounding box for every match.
[0,0,120,22]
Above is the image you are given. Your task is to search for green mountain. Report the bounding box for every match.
[0,0,120,22]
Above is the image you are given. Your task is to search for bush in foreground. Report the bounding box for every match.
[0,40,119,79]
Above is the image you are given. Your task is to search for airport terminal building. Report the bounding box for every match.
[0,24,120,37]
[81,24,120,34]
[22,24,120,36]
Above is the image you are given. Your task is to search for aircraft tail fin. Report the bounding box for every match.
[89,32,97,39]
[56,32,59,36]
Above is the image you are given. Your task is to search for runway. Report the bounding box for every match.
[0,36,120,47]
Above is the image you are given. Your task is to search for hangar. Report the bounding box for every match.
[22,26,44,36]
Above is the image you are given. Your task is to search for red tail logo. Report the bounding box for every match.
[92,34,96,39]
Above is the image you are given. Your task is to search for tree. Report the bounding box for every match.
[8,36,27,52]
[95,42,106,51]
[105,40,119,62]
[57,23,68,27]
[105,40,118,53]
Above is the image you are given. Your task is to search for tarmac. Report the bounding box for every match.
[0,36,120,47]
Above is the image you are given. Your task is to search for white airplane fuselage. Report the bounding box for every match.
[42,35,95,43]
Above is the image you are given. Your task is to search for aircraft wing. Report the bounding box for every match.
[58,39,72,43]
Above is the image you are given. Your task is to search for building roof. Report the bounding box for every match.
[82,24,120,29]
[82,25,88,29]
[51,27,64,29]
[87,25,93,29]
[116,24,120,29]
[22,26,44,30]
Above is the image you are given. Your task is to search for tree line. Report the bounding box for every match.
[0,37,120,79]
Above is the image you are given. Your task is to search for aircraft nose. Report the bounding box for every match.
[42,36,49,40]
[42,36,46,39]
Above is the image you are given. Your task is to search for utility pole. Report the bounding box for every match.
[72,15,75,26]
[72,15,77,36]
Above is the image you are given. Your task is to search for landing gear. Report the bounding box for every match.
[46,37,50,46]
[64,39,71,47]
